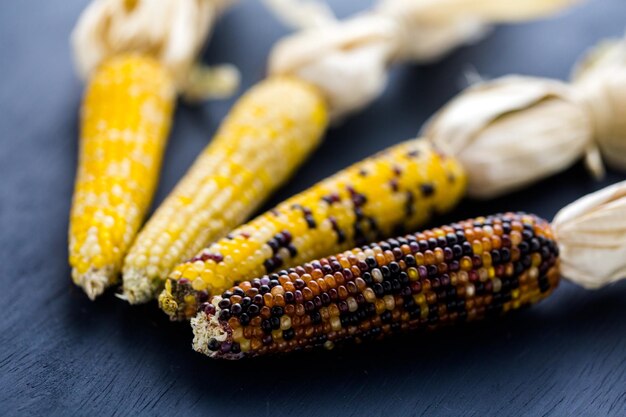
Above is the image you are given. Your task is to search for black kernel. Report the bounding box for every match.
[270,317,280,330]
[218,309,231,321]
[421,183,435,197]
[207,338,220,351]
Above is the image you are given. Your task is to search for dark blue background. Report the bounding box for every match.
[1,0,625,415]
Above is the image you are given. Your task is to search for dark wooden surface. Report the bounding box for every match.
[1,0,625,416]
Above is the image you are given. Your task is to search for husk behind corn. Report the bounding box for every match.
[71,0,237,95]
[572,39,626,172]
[267,0,580,119]
[423,76,593,198]
[423,39,626,199]
[553,180,626,289]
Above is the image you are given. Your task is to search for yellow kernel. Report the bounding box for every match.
[460,256,472,271]
[510,231,522,246]
[240,338,251,352]
[531,253,542,267]
[191,278,206,291]
[472,241,483,255]
[280,316,292,330]
[182,268,198,280]
[424,251,436,265]
[413,294,426,304]
[232,327,244,340]
[375,299,386,314]
[383,295,395,310]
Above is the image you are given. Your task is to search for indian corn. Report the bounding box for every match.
[161,140,466,320]
[69,54,175,299]
[191,212,560,359]
[123,77,328,303]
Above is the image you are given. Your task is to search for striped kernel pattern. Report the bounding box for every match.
[162,140,466,320]
[69,54,175,299]
[191,213,560,359]
[124,77,328,304]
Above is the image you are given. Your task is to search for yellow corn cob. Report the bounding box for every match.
[69,54,175,299]
[122,77,328,304]
[161,140,466,320]
[191,213,560,359]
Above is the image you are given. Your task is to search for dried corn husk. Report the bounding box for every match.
[266,0,580,119]
[423,76,596,198]
[553,180,626,289]
[572,39,626,172]
[423,39,626,198]
[72,0,239,97]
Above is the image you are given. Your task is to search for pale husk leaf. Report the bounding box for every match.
[72,0,237,96]
[552,180,626,289]
[423,76,592,198]
[572,39,626,173]
[267,0,578,119]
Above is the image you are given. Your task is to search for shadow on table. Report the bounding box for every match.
[122,280,626,411]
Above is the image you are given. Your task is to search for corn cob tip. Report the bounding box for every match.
[72,267,112,300]
[122,269,158,304]
[159,278,210,320]
[158,290,179,319]
[191,308,239,359]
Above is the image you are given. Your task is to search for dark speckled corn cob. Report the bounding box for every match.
[191,213,560,359]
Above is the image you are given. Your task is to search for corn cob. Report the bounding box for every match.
[123,77,328,303]
[69,54,175,299]
[160,140,466,319]
[191,212,560,359]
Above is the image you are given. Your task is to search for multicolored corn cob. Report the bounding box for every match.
[191,213,560,359]
[69,54,175,299]
[123,77,328,303]
[160,140,466,320]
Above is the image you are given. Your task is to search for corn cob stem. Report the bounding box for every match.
[191,213,560,359]
[69,54,175,299]
[123,77,328,304]
[161,140,465,319]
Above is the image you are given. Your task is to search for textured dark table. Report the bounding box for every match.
[1,1,626,416]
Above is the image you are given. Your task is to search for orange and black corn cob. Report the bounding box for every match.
[191,213,560,359]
